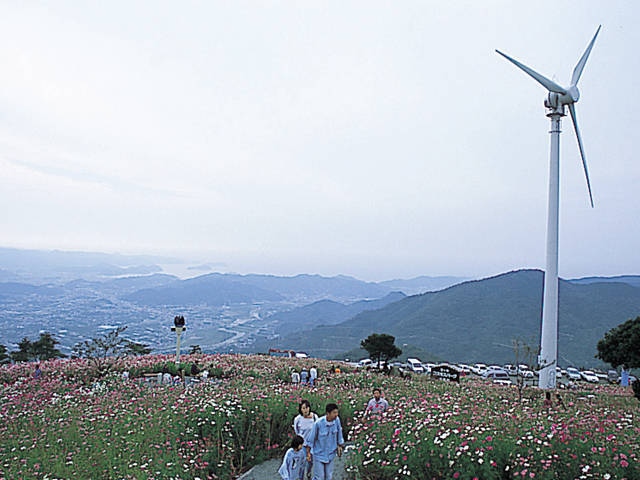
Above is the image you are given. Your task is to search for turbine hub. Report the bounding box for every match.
[568,85,580,102]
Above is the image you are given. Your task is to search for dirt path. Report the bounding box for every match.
[236,451,350,480]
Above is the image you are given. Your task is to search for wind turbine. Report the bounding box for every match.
[496,26,600,389]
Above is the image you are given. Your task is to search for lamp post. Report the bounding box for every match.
[171,315,186,365]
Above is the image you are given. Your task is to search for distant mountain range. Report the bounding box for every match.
[378,276,471,295]
[254,291,406,338]
[262,270,640,368]
[568,275,640,288]
[126,273,397,305]
[0,247,171,282]
[1,248,639,368]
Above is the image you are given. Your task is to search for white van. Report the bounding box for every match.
[407,358,425,374]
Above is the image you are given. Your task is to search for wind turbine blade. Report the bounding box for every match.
[571,25,601,86]
[495,49,567,94]
[568,103,594,207]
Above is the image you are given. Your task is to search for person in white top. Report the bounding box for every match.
[309,366,318,386]
[293,399,318,479]
[365,388,389,414]
[291,370,301,387]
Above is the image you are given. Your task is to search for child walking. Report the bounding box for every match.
[278,435,306,480]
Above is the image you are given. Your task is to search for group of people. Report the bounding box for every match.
[279,388,389,480]
[291,365,319,387]
[157,364,209,386]
[279,400,344,480]
[543,391,566,410]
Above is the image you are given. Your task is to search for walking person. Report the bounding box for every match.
[365,388,389,415]
[300,367,309,385]
[309,365,318,386]
[291,369,301,388]
[278,435,306,480]
[293,399,318,479]
[304,403,344,480]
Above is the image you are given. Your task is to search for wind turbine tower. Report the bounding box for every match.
[496,27,600,389]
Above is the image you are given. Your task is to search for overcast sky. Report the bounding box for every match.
[1,1,638,281]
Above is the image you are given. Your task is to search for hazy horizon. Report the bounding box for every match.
[2,244,638,284]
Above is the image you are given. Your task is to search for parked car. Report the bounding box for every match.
[422,363,436,374]
[565,367,581,380]
[482,367,508,378]
[607,370,619,384]
[357,359,373,368]
[580,370,599,383]
[504,364,518,375]
[556,367,563,378]
[485,370,512,385]
[471,363,488,376]
[407,358,425,374]
[618,374,638,385]
[517,365,532,377]
[520,370,534,379]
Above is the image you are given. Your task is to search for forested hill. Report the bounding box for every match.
[268,270,640,367]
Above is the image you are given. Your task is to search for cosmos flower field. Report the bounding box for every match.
[1,354,638,479]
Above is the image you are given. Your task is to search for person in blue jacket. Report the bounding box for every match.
[303,403,344,480]
[278,435,305,480]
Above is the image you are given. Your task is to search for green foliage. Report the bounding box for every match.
[123,340,152,355]
[73,326,150,376]
[633,379,640,402]
[0,344,8,364]
[11,337,35,362]
[188,344,202,354]
[34,333,66,360]
[360,333,402,367]
[512,336,539,400]
[596,316,640,368]
[190,389,358,479]
[10,333,66,362]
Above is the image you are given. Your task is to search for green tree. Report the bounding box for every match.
[0,344,9,364]
[123,340,152,356]
[360,333,402,368]
[596,316,640,368]
[9,333,66,362]
[10,337,35,362]
[189,344,202,355]
[33,332,66,360]
[73,326,134,376]
[512,336,539,401]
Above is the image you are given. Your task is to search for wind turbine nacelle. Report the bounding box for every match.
[545,92,562,109]
[545,88,579,110]
[546,88,579,110]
